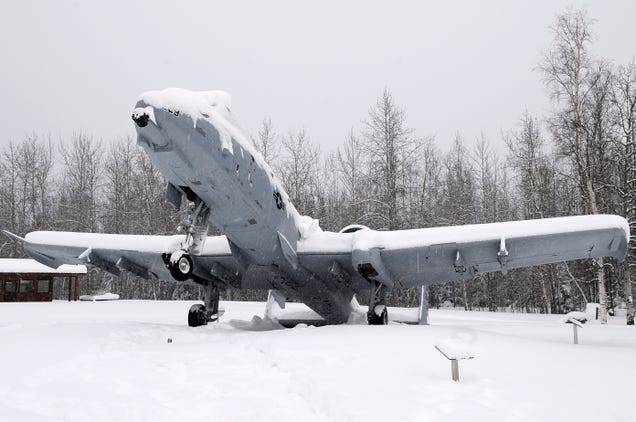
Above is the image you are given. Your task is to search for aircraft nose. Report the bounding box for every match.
[132,111,149,127]
[132,106,168,148]
[132,106,156,128]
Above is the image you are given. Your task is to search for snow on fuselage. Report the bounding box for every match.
[132,88,301,266]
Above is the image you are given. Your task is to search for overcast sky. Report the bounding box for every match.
[2,1,635,154]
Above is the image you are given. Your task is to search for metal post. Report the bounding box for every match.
[418,286,429,325]
[573,324,578,344]
[451,360,459,381]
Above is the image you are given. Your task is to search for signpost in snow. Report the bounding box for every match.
[567,318,584,344]
[564,311,586,345]
[434,339,474,382]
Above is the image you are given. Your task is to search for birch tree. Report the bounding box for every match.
[541,9,611,322]
[611,61,636,325]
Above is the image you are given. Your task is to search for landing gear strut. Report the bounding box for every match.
[167,196,210,282]
[367,281,389,325]
[178,197,210,255]
[188,282,221,327]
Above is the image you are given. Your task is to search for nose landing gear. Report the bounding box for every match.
[166,196,211,282]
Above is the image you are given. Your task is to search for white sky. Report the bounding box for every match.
[2,0,635,154]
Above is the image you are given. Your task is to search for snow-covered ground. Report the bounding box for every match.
[0,300,634,422]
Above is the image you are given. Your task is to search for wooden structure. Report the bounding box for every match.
[0,259,86,302]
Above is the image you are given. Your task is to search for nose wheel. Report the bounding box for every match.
[168,250,193,281]
[165,194,210,282]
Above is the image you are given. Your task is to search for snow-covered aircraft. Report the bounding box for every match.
[3,89,630,326]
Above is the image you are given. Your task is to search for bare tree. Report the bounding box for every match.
[505,114,572,313]
[505,112,557,219]
[611,61,636,325]
[336,131,366,224]
[278,128,321,216]
[361,88,421,230]
[442,135,476,226]
[441,135,476,309]
[414,138,442,228]
[540,9,612,322]
[0,143,21,251]
[254,117,280,167]
[0,135,53,240]
[58,133,103,232]
[104,137,137,234]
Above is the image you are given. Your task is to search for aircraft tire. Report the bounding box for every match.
[188,304,208,327]
[367,306,388,325]
[168,252,193,281]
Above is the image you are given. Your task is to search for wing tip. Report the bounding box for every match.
[1,229,25,243]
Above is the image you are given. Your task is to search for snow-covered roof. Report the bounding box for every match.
[0,259,87,274]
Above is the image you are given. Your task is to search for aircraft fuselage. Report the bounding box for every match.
[133,89,300,267]
[132,89,354,323]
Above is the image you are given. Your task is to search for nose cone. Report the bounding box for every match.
[132,105,168,148]
[132,110,149,127]
[132,106,156,128]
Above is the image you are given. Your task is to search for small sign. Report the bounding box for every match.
[435,339,474,382]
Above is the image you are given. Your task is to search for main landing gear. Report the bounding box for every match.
[188,282,223,327]
[367,281,389,325]
[168,250,193,281]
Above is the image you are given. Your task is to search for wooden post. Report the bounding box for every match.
[68,276,72,301]
[451,359,459,381]
[74,276,79,301]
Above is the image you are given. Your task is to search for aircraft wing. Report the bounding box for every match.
[5,231,242,286]
[297,215,630,289]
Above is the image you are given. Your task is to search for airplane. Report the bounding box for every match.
[2,88,630,326]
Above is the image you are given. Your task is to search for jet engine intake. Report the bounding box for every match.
[351,247,393,288]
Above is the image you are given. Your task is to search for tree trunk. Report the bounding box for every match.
[586,174,608,324]
[596,258,608,323]
[462,281,469,311]
[624,261,635,325]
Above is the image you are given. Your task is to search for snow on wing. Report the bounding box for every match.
[298,214,630,288]
[20,231,239,284]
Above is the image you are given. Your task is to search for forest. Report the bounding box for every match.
[0,9,634,324]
